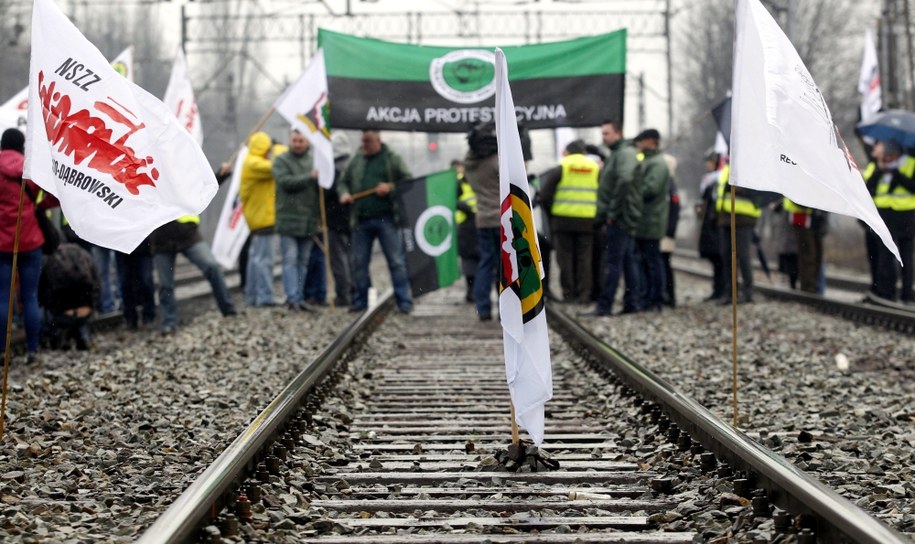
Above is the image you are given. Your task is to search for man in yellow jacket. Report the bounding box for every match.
[240,132,277,307]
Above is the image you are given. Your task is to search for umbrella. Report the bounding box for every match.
[855,109,915,150]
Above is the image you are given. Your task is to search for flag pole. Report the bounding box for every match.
[226,106,277,166]
[318,187,335,309]
[1,180,28,441]
[509,401,520,445]
[729,185,739,427]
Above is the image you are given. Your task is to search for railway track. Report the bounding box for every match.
[136,287,910,544]
[671,251,915,333]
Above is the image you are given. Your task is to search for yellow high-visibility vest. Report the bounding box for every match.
[715,165,761,218]
[455,179,477,225]
[177,215,201,224]
[782,198,811,215]
[550,154,599,219]
[873,156,915,211]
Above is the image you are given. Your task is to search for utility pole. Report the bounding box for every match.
[664,0,673,140]
[881,0,899,109]
[638,72,646,130]
[904,0,915,110]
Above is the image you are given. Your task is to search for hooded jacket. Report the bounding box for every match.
[339,143,411,226]
[463,152,500,229]
[240,132,276,233]
[272,147,320,238]
[596,139,642,236]
[0,149,44,253]
[635,148,671,240]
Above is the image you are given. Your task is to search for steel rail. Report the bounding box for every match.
[136,291,395,544]
[673,262,915,332]
[547,304,910,544]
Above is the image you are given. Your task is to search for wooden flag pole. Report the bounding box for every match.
[510,401,520,445]
[318,187,335,309]
[225,106,277,166]
[729,185,739,427]
[1,181,27,441]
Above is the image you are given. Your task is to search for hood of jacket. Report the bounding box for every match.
[248,132,272,158]
[0,149,24,181]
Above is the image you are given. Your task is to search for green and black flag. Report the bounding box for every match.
[318,28,627,132]
[397,169,461,297]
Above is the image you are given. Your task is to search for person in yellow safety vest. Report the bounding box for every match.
[715,162,762,304]
[539,139,601,304]
[453,160,480,303]
[864,140,915,303]
[149,214,238,335]
[783,198,828,295]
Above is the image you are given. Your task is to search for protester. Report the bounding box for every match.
[454,159,480,304]
[150,216,237,334]
[661,154,680,307]
[633,129,671,312]
[697,150,724,301]
[464,122,501,320]
[583,120,642,317]
[273,129,321,312]
[324,133,354,307]
[116,236,157,330]
[339,130,414,314]
[539,139,601,304]
[865,139,914,303]
[90,245,119,314]
[716,160,762,304]
[303,245,326,306]
[0,128,53,363]
[39,243,99,351]
[784,198,828,294]
[240,131,277,307]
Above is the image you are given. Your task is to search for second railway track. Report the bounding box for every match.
[138,285,910,544]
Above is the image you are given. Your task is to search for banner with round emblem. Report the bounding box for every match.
[318,28,626,132]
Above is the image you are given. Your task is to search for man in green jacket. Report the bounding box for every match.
[273,130,320,311]
[339,130,414,314]
[583,120,643,316]
[633,129,671,312]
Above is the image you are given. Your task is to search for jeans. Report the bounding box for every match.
[155,241,236,330]
[351,215,412,311]
[328,230,352,306]
[303,242,327,304]
[0,249,42,353]
[635,238,666,310]
[597,224,639,314]
[91,245,119,313]
[281,235,314,305]
[116,251,156,328]
[473,227,500,318]
[245,232,275,306]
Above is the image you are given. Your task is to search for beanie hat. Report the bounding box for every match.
[0,128,24,154]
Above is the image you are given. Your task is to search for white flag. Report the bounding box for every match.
[211,147,250,270]
[731,0,899,262]
[1,46,134,135]
[494,48,552,446]
[274,49,334,189]
[857,30,882,123]
[110,46,135,83]
[24,0,218,253]
[163,46,203,146]
[0,87,29,134]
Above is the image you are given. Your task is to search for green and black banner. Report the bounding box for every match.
[318,28,626,132]
[396,169,461,298]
